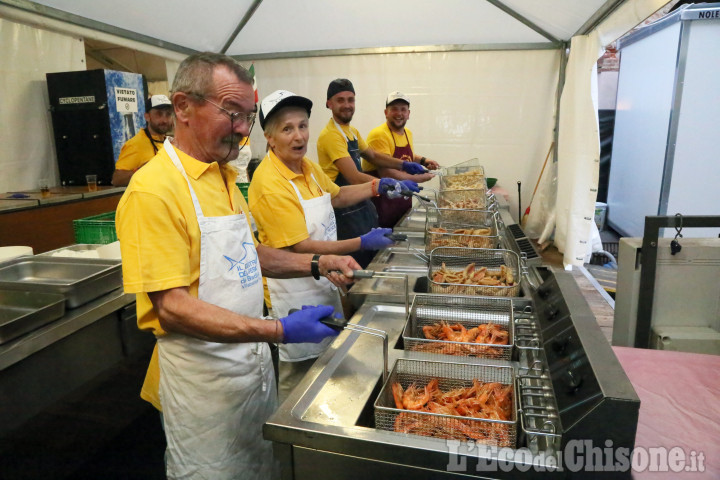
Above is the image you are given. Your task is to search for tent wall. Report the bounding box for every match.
[0,17,85,193]
[245,49,560,221]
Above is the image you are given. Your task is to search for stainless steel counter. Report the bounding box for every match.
[264,299,546,479]
[0,288,134,371]
[266,197,638,479]
[0,288,138,437]
[264,299,553,479]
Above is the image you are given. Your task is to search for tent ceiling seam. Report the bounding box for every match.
[220,0,263,54]
[484,0,560,43]
[231,42,561,61]
[0,0,197,56]
[574,0,628,37]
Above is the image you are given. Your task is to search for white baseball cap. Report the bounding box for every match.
[259,90,313,130]
[386,91,410,106]
[146,94,172,110]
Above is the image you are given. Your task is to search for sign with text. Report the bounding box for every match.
[114,87,138,113]
[58,96,95,105]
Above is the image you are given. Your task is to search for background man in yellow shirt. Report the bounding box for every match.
[365,91,440,227]
[111,94,173,186]
[316,79,424,266]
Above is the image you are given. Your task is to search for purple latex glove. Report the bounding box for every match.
[398,180,420,193]
[280,305,338,344]
[378,178,404,199]
[402,161,426,175]
[360,227,393,250]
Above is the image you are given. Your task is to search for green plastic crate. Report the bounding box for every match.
[73,212,117,244]
[236,182,250,202]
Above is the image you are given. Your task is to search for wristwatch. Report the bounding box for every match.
[311,254,321,280]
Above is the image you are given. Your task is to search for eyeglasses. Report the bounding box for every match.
[190,93,256,125]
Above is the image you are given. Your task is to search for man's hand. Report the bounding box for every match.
[413,172,435,183]
[398,180,420,194]
[378,178,404,199]
[317,254,360,287]
[360,228,394,251]
[423,159,440,170]
[279,305,339,344]
[402,161,426,175]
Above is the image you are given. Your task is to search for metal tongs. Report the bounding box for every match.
[383,230,428,263]
[399,186,435,206]
[290,300,390,383]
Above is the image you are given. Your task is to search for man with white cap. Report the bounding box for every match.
[317,78,424,267]
[112,94,174,186]
[365,91,440,227]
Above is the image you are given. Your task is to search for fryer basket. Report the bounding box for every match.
[437,189,495,210]
[427,247,522,297]
[425,208,500,252]
[403,294,514,360]
[374,358,517,447]
[440,159,486,178]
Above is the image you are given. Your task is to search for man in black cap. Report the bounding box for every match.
[364,91,440,227]
[317,78,425,267]
[112,94,173,186]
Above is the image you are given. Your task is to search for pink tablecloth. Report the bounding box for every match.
[613,346,720,479]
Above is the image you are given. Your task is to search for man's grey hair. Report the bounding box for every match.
[171,52,253,99]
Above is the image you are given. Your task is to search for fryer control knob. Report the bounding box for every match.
[545,307,559,321]
[564,369,584,394]
[552,336,571,355]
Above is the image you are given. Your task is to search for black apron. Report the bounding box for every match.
[370,127,414,228]
[332,125,379,268]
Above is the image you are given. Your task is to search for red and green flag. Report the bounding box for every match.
[249,63,259,103]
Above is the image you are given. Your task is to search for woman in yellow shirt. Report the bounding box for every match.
[249,90,417,400]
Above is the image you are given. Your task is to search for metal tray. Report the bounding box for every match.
[38,244,103,257]
[0,289,66,344]
[0,256,122,308]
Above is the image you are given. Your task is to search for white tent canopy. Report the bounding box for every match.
[0,0,669,266]
[5,0,620,55]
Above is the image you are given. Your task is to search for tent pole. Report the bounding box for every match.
[484,0,560,43]
[220,0,263,54]
[553,43,569,164]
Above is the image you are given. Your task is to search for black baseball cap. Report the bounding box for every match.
[327,78,355,100]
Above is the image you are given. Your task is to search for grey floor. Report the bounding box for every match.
[0,352,166,480]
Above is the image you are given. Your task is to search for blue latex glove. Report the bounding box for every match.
[378,178,404,199]
[360,227,393,250]
[398,180,420,194]
[402,161,426,175]
[280,305,338,344]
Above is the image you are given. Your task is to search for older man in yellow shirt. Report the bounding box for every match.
[116,53,358,479]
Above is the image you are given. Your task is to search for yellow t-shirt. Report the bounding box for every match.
[363,123,414,172]
[316,118,368,182]
[114,129,165,171]
[116,146,249,410]
[249,150,340,307]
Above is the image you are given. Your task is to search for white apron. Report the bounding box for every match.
[266,158,344,362]
[158,139,277,480]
